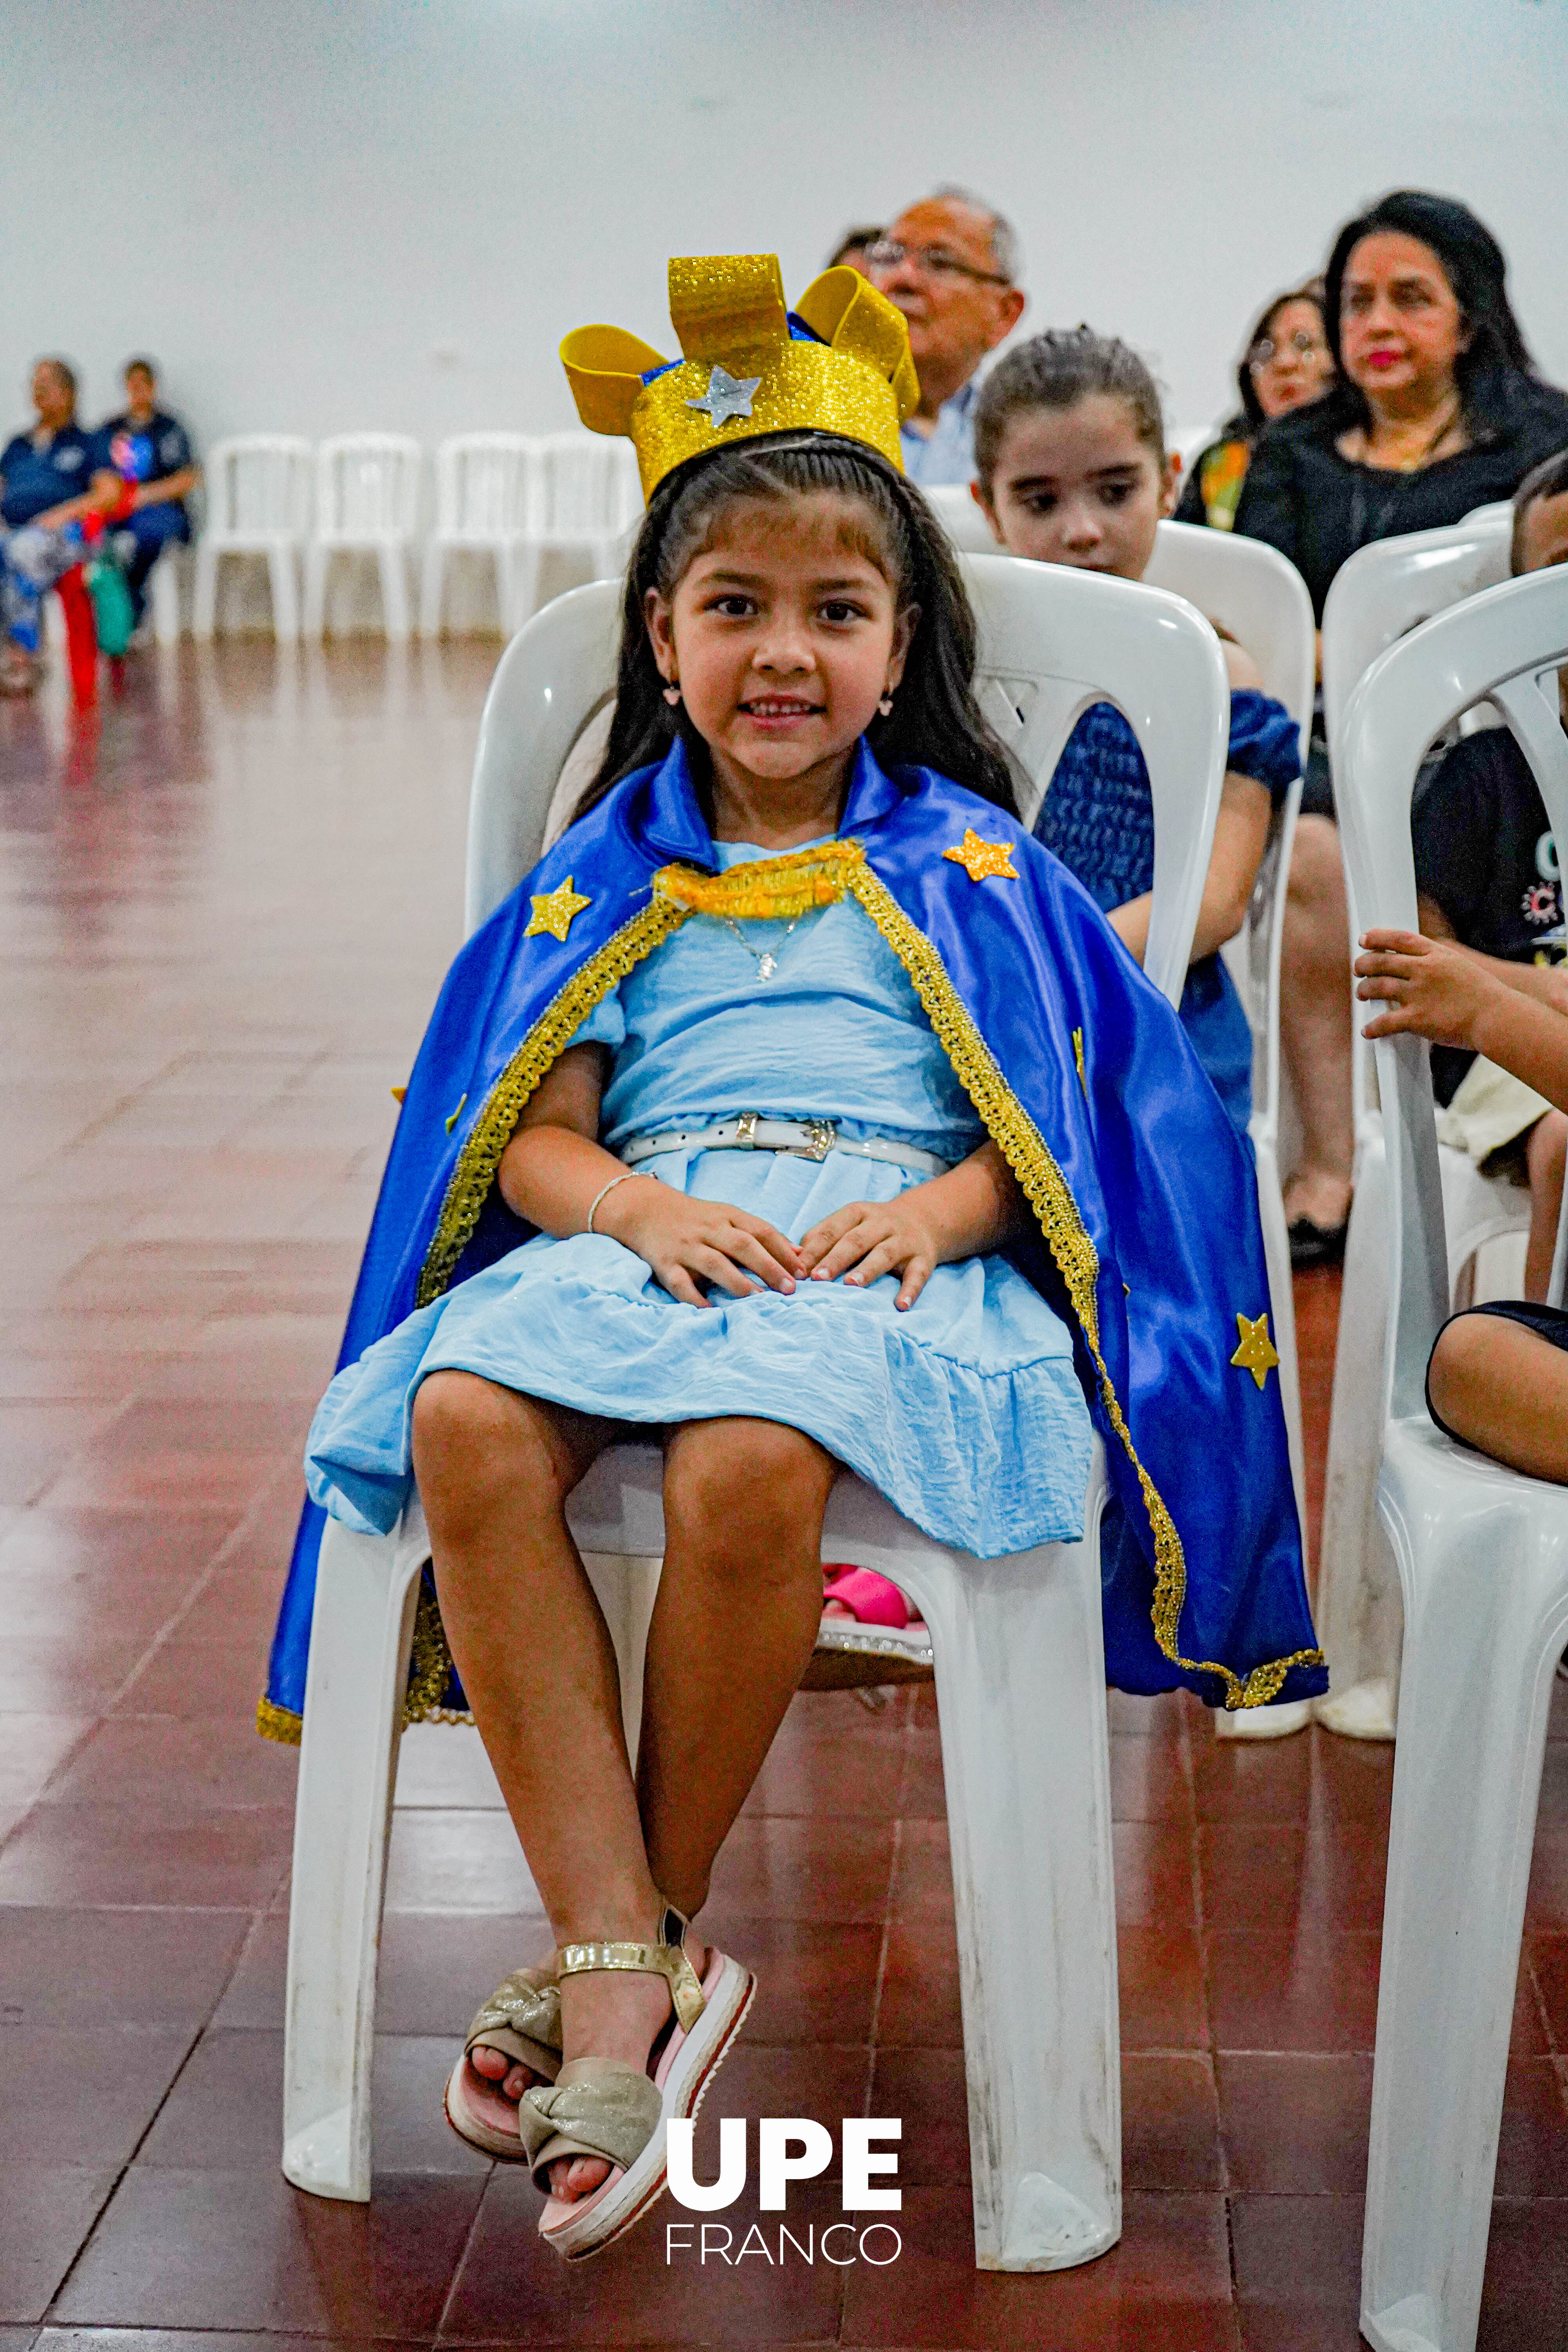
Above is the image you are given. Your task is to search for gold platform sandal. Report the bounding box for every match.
[443,1961,563,2159]
[519,1904,755,2261]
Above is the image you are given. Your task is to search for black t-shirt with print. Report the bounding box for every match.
[1412,725,1564,1104]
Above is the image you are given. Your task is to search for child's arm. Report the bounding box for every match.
[498,1043,804,1308]
[1108,649,1276,967]
[795,1142,1027,1312]
[1107,772,1273,965]
[1356,928,1568,1112]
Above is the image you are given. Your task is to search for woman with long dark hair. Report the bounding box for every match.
[1175,281,1335,532]
[1235,191,1568,1267]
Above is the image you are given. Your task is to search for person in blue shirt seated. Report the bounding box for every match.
[91,358,201,632]
[0,358,103,694]
[863,188,1025,487]
[971,326,1302,1135]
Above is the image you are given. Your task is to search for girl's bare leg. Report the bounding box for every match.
[639,1417,837,1918]
[1280,814,1356,1230]
[413,1387,833,2201]
[1524,1111,1568,1302]
[1428,1315,1568,1482]
[412,1371,671,2199]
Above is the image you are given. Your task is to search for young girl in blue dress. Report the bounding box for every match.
[972,327,1302,1134]
[284,258,1321,2260]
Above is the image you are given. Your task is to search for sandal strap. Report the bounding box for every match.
[555,1907,706,2034]
[519,2058,661,2180]
[464,1962,562,2054]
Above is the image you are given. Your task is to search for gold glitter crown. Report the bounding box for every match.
[561,254,919,501]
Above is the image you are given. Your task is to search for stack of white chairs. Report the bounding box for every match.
[924,490,1318,1733]
[419,433,535,639]
[192,435,314,642]
[279,556,1231,2276]
[1333,563,1568,2352]
[303,434,422,643]
[1314,504,1515,1740]
[511,433,644,627]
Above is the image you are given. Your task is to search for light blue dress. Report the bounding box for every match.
[305,843,1093,1560]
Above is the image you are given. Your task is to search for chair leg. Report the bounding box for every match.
[151,554,181,646]
[1315,1134,1401,1739]
[302,546,328,642]
[899,1459,1120,2270]
[1361,1452,1568,2352]
[270,549,301,643]
[509,544,541,635]
[192,547,219,640]
[418,543,446,639]
[281,1515,424,2201]
[379,545,411,642]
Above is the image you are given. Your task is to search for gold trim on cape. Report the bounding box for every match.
[257,1695,303,1746]
[266,836,1319,1735]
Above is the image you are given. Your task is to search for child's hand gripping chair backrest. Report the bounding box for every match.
[1333,563,1568,2352]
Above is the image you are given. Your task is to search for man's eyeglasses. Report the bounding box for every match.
[863,239,1012,289]
[1248,330,1330,370]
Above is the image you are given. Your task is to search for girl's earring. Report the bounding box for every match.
[662,681,682,707]
[877,692,895,718]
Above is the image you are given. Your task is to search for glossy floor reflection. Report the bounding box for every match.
[2,643,1565,2348]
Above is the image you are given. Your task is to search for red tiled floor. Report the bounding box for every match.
[6,641,1568,2343]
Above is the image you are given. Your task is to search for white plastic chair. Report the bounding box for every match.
[281,558,1230,2267]
[192,436,313,642]
[1314,505,1517,1740]
[419,433,535,639]
[303,434,422,643]
[511,433,644,627]
[1332,564,1568,2352]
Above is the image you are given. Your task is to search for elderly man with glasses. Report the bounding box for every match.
[864,186,1026,486]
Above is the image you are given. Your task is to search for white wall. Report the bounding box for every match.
[6,0,1568,461]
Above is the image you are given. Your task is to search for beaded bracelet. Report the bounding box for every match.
[586,1169,652,1235]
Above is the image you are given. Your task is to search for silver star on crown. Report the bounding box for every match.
[686,363,762,427]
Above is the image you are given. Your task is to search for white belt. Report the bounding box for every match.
[620,1114,949,1180]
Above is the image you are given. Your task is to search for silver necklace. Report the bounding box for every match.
[715,910,802,982]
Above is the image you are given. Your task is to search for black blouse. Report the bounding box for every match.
[1232,377,1568,619]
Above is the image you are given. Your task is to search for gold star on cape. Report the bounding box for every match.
[1230,1310,1280,1390]
[525,876,592,943]
[943,828,1019,883]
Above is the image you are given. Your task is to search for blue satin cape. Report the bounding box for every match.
[259,738,1325,1741]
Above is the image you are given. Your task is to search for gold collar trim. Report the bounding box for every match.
[652,839,864,922]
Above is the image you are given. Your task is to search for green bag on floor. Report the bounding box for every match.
[86,552,136,657]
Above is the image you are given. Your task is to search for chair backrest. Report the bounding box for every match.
[1335,566,1568,1419]
[1323,502,1513,772]
[1145,520,1316,1132]
[532,433,645,542]
[316,434,422,539]
[434,434,535,538]
[205,435,314,539]
[1145,520,1314,744]
[465,554,1229,1014]
[923,483,997,554]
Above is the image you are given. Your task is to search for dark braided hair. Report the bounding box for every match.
[973,327,1166,497]
[573,431,1017,820]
